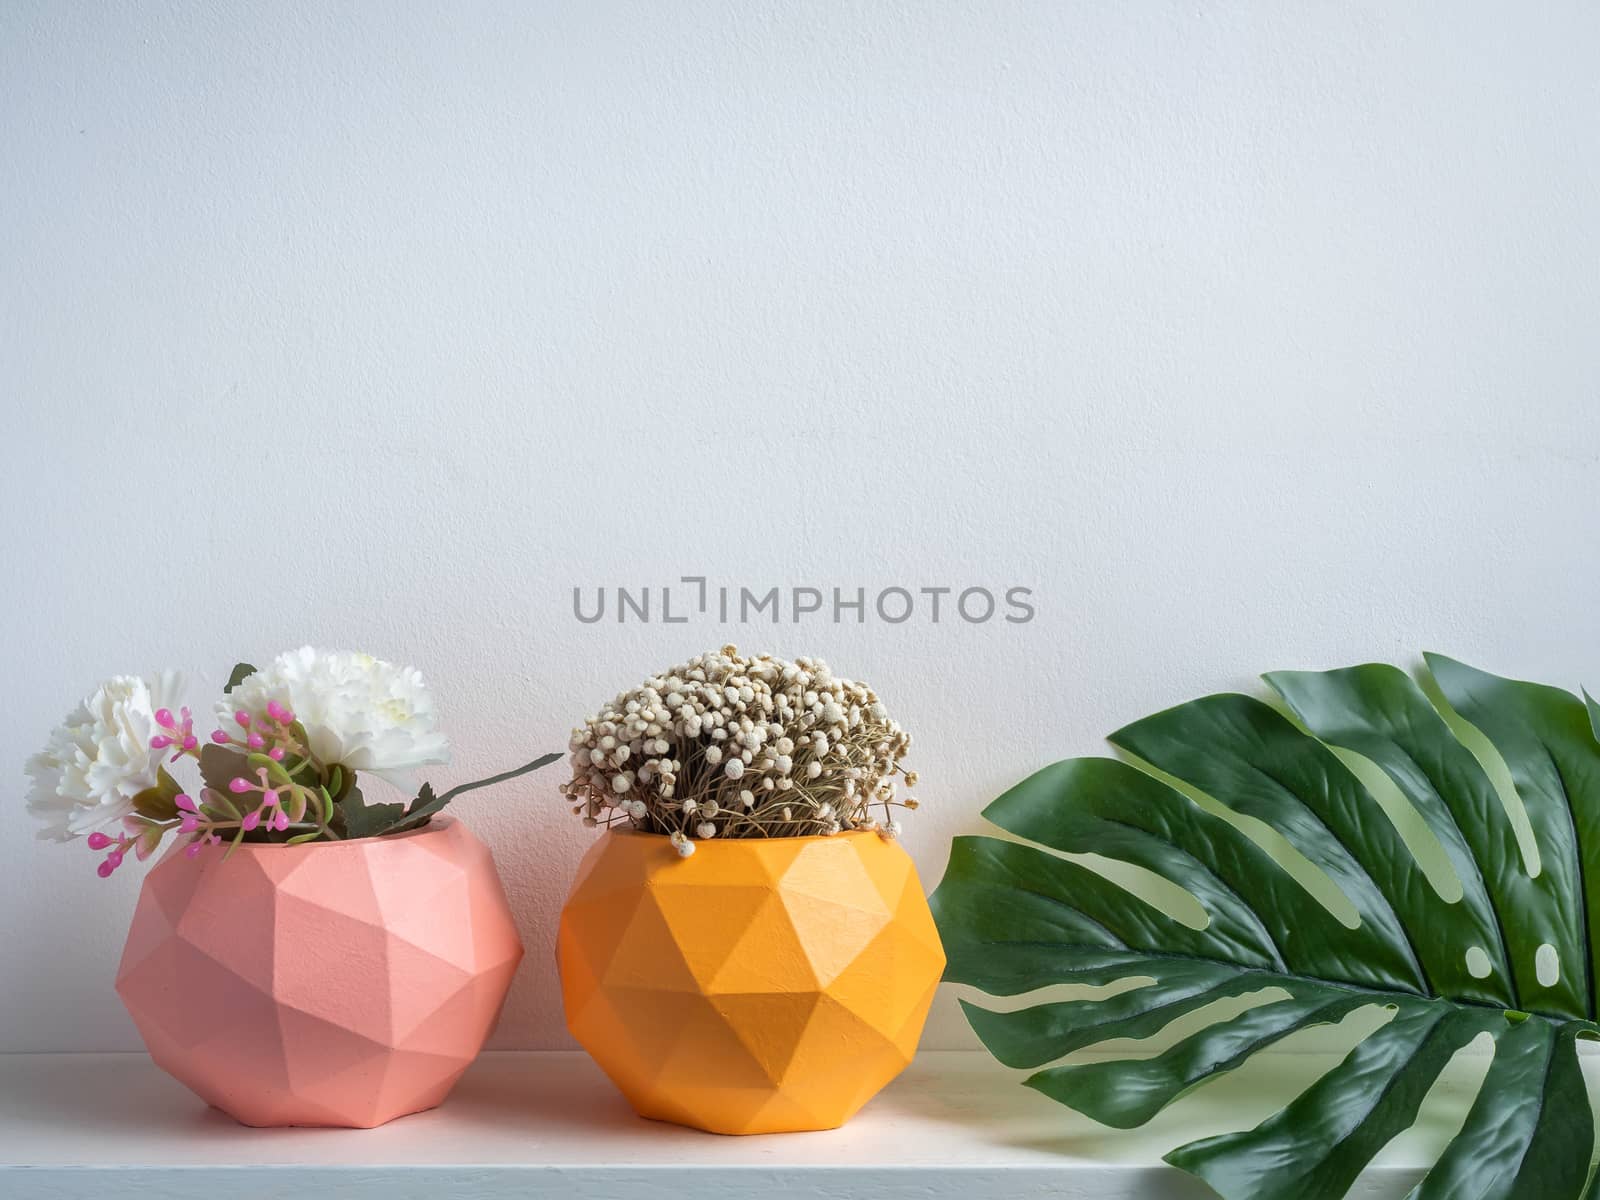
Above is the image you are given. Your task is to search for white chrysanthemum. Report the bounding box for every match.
[26,672,185,841]
[220,647,449,784]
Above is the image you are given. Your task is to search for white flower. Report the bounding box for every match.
[221,648,448,785]
[27,672,185,841]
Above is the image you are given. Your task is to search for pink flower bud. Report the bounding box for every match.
[105,851,124,868]
[241,811,260,832]
[262,789,279,807]
[210,729,230,744]
[154,708,174,727]
[175,793,197,812]
[86,832,112,850]
[97,860,116,878]
[179,814,199,833]
[266,701,291,723]
[247,733,265,748]
[273,810,290,832]
[234,710,251,727]
[185,842,202,858]
[268,747,286,761]
[182,735,199,750]
[228,777,252,793]
[149,735,172,749]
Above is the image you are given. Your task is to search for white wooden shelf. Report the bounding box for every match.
[0,1049,1495,1198]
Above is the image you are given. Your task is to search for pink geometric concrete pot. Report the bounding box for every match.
[115,816,522,1128]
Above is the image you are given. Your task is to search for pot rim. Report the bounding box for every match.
[200,813,460,854]
[599,825,882,845]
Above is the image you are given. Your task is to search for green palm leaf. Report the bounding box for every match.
[932,655,1600,1200]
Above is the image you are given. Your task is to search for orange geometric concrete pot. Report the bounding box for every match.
[557,829,945,1134]
[115,816,522,1128]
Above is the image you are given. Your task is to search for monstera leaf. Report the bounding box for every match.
[932,654,1600,1200]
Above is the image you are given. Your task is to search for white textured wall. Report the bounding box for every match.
[3,1,1599,1053]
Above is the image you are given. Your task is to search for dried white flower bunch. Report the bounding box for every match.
[562,646,918,855]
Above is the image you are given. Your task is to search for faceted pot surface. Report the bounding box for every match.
[557,830,946,1134]
[116,817,523,1128]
